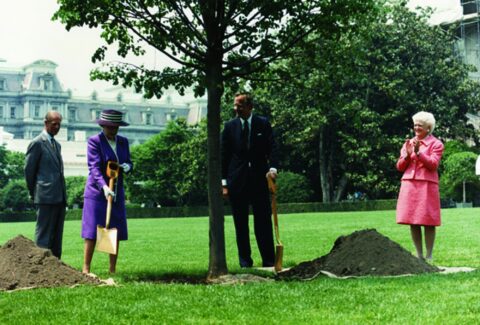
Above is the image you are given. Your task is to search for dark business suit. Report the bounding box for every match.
[221,114,278,267]
[25,131,67,258]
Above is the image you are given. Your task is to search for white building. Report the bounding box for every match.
[0,59,207,176]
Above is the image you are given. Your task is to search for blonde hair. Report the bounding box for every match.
[412,111,435,134]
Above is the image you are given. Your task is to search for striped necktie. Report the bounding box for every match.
[51,138,57,151]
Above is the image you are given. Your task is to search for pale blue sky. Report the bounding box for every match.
[0,0,462,95]
[0,0,166,95]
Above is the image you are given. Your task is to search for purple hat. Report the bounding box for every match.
[96,109,129,127]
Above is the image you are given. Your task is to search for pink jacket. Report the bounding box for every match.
[396,135,444,183]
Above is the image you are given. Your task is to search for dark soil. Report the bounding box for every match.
[277,229,440,280]
[0,235,102,291]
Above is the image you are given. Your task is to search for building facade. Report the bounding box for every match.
[458,0,480,81]
[0,59,207,175]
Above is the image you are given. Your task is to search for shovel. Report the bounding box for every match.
[96,161,120,255]
[267,175,283,272]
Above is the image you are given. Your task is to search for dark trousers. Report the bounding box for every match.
[35,204,66,259]
[230,184,275,267]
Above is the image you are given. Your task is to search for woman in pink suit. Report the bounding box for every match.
[396,111,444,262]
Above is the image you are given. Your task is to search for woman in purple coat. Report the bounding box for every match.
[81,109,132,274]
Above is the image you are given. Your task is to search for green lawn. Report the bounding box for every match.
[1,208,480,324]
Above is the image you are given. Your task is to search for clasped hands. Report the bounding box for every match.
[405,138,420,156]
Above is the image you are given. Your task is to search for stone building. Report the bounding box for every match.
[0,59,207,176]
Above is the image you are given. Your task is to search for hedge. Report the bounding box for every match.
[0,199,398,222]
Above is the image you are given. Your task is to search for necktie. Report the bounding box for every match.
[51,138,57,152]
[242,119,249,150]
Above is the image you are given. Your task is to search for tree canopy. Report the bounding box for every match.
[253,3,480,202]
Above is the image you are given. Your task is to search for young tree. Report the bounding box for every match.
[53,0,374,277]
[441,152,478,203]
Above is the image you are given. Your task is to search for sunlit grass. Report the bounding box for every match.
[1,208,480,324]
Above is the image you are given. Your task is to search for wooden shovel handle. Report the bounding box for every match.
[105,177,114,229]
[267,175,281,245]
[267,175,276,194]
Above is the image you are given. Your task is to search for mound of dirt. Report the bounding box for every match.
[0,235,102,291]
[278,229,440,280]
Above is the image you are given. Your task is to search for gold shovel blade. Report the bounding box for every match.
[96,226,118,255]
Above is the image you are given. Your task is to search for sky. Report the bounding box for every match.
[0,0,169,96]
[0,0,463,96]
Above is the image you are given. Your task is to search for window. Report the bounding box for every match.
[34,105,41,118]
[10,106,15,119]
[52,106,58,111]
[0,106,3,118]
[0,80,4,91]
[145,113,152,125]
[90,109,99,121]
[41,76,53,91]
[166,113,176,121]
[68,108,76,122]
[141,112,153,125]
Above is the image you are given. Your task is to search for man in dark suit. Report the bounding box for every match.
[221,92,278,268]
[25,111,67,259]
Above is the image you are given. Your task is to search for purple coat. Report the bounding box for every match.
[81,132,132,240]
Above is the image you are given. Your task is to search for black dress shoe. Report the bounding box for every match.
[240,257,253,268]
[262,262,274,267]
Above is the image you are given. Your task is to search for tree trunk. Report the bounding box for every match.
[463,180,466,203]
[333,173,348,202]
[318,129,331,203]
[205,53,228,279]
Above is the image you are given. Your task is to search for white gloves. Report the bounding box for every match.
[102,185,115,200]
[120,163,131,173]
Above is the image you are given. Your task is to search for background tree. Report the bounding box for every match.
[126,119,207,207]
[54,0,374,277]
[65,176,87,208]
[441,152,479,203]
[5,151,25,182]
[254,3,480,202]
[276,171,313,203]
[0,180,32,211]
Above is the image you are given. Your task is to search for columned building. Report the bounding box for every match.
[0,59,207,176]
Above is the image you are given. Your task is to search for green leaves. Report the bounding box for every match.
[253,2,480,202]
[440,151,479,201]
[126,119,207,206]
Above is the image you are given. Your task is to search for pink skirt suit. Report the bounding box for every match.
[396,135,444,226]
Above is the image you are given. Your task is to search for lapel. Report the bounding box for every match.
[41,133,61,168]
[100,132,119,162]
[250,115,258,148]
[235,118,242,141]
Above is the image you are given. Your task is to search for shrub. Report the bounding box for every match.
[276,171,313,203]
[65,176,86,208]
[0,179,33,211]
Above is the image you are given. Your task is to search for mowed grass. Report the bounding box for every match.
[1,208,480,324]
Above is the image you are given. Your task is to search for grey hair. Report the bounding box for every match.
[412,111,435,134]
[44,111,62,122]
